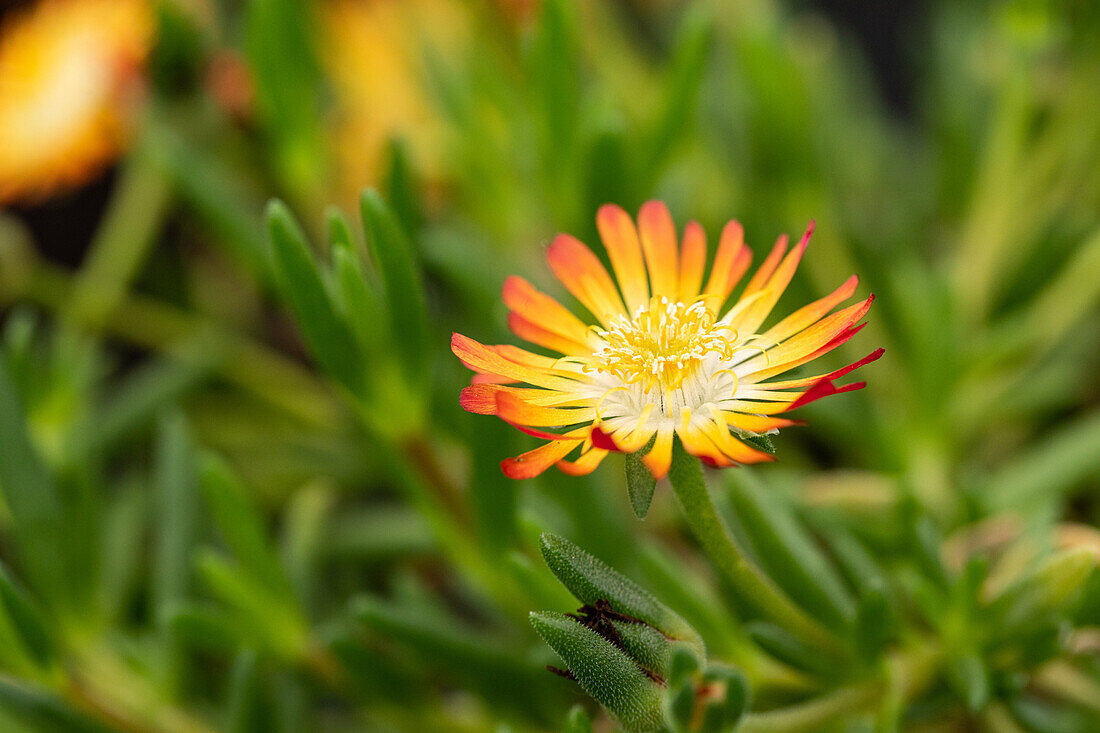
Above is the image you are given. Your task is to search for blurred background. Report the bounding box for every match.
[0,0,1098,731]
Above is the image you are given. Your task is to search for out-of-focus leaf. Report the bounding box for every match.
[642,4,713,179]
[853,584,893,663]
[563,705,593,733]
[532,0,579,166]
[359,190,429,382]
[531,612,664,732]
[983,410,1100,512]
[0,358,68,607]
[267,200,362,393]
[226,648,263,733]
[162,601,240,653]
[948,653,990,712]
[322,506,435,560]
[745,622,836,677]
[0,561,54,668]
[386,139,422,237]
[328,211,386,356]
[195,550,307,661]
[352,595,555,719]
[199,454,291,597]
[67,354,212,464]
[698,666,749,733]
[0,678,114,733]
[153,412,199,620]
[988,548,1095,634]
[245,0,324,199]
[726,473,855,628]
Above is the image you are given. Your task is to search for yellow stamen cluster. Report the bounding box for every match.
[592,296,734,392]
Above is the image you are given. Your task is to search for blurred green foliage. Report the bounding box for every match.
[0,0,1098,731]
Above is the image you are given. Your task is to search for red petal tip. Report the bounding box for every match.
[589,426,620,452]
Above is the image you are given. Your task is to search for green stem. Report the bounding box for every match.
[67,145,173,328]
[666,441,844,655]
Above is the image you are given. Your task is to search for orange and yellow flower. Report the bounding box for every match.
[0,0,153,204]
[453,201,882,480]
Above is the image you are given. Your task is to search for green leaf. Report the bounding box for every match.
[948,653,990,712]
[983,410,1100,512]
[386,139,422,237]
[161,602,240,653]
[745,622,837,676]
[539,533,704,665]
[699,666,749,733]
[726,472,855,628]
[226,648,263,733]
[0,677,114,733]
[359,190,429,381]
[267,200,362,393]
[153,412,199,623]
[563,705,593,733]
[739,432,776,455]
[199,454,291,598]
[195,551,307,661]
[245,0,324,198]
[0,357,68,607]
[853,584,893,663]
[642,4,713,180]
[0,561,54,668]
[989,548,1096,634]
[531,612,664,732]
[625,452,657,520]
[533,0,580,163]
[352,595,554,719]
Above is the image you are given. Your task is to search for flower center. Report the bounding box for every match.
[592,296,734,392]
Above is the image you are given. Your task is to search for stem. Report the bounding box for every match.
[67,145,173,328]
[666,441,844,655]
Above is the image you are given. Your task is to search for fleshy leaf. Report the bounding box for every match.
[531,612,664,732]
[626,451,657,519]
[539,533,704,666]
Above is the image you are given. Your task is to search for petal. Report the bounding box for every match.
[547,234,627,326]
[735,295,874,380]
[679,221,707,302]
[452,333,584,390]
[741,233,789,296]
[641,428,675,480]
[508,312,590,355]
[702,220,751,310]
[676,409,735,468]
[752,348,884,390]
[638,200,679,298]
[698,415,775,465]
[495,391,596,427]
[597,204,649,313]
[502,439,581,479]
[460,384,588,414]
[761,274,858,346]
[729,221,814,335]
[722,413,802,432]
[557,448,609,476]
[787,379,867,410]
[502,276,591,346]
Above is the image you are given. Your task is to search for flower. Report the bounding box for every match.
[0,0,153,203]
[320,0,466,206]
[453,201,882,480]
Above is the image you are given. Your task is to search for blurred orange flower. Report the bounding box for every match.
[320,0,466,204]
[0,0,154,204]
